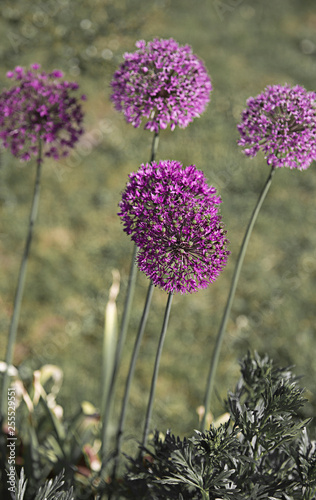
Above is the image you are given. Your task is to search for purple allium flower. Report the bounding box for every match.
[119,160,229,294]
[0,64,85,161]
[111,38,212,132]
[237,84,316,170]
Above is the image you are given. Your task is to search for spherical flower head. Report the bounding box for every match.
[237,84,316,170]
[111,38,212,132]
[119,160,229,294]
[0,64,85,161]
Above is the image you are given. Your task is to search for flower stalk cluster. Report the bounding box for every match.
[111,38,212,132]
[119,160,229,294]
[0,63,85,424]
[238,84,316,170]
[202,82,316,427]
[0,63,85,161]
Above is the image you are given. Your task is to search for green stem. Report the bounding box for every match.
[201,490,210,500]
[110,281,154,475]
[101,244,137,459]
[150,131,159,163]
[0,140,43,425]
[101,130,160,463]
[112,244,138,376]
[201,165,276,431]
[142,292,173,448]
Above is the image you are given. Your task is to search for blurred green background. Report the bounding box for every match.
[0,0,315,452]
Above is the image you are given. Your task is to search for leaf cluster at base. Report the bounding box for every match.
[108,352,316,500]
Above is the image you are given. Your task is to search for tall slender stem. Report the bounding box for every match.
[110,281,154,475]
[101,244,137,458]
[150,131,159,163]
[112,244,138,369]
[101,130,160,460]
[142,292,173,448]
[201,166,276,431]
[0,140,43,424]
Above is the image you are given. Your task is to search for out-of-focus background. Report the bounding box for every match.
[0,0,315,446]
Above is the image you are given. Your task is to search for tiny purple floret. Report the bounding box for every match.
[119,160,230,294]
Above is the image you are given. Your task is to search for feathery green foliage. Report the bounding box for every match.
[107,353,316,499]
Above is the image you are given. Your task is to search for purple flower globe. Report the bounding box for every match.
[111,38,212,132]
[237,84,316,170]
[119,160,229,294]
[0,64,85,161]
